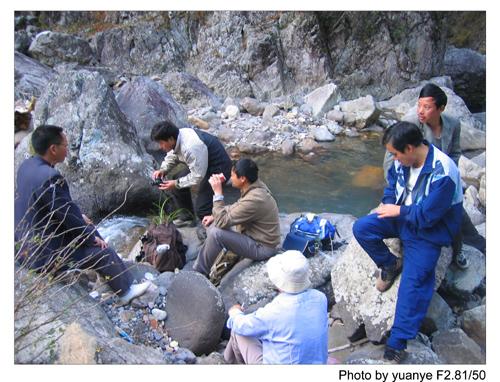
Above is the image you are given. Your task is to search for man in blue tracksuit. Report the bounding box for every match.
[353,121,462,363]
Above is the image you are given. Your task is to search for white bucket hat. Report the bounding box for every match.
[266,250,311,294]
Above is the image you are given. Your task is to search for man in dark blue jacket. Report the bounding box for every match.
[15,125,150,305]
[353,122,463,363]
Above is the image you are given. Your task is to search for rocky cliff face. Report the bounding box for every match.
[16,10,485,109]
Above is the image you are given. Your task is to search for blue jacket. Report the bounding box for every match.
[227,289,328,364]
[383,142,463,246]
[15,156,96,268]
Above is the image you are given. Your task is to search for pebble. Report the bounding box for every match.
[158,286,167,296]
[153,331,164,341]
[89,291,99,299]
[152,308,168,321]
[119,310,136,323]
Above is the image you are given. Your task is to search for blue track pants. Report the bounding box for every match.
[353,213,441,350]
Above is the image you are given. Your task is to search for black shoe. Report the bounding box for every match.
[454,250,469,270]
[376,258,403,292]
[383,345,407,364]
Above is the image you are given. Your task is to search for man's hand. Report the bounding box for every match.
[375,203,401,218]
[158,180,177,191]
[202,215,214,227]
[228,304,243,316]
[152,170,165,180]
[208,174,223,195]
[82,214,94,225]
[94,236,108,249]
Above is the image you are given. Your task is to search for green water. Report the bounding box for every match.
[253,134,387,217]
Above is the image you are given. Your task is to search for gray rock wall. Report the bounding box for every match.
[18,70,159,218]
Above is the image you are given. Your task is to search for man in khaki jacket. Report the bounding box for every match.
[193,158,281,276]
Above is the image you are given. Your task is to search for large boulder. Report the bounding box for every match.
[219,249,340,314]
[28,31,94,67]
[159,71,222,110]
[441,245,485,298]
[92,21,190,76]
[444,46,486,113]
[331,237,452,342]
[16,70,159,218]
[14,51,56,102]
[459,155,485,190]
[345,338,442,365]
[240,97,265,116]
[15,30,33,54]
[14,270,170,364]
[461,305,486,350]
[304,83,342,118]
[420,293,456,336]
[115,76,190,163]
[164,271,226,355]
[431,328,485,364]
[339,95,380,129]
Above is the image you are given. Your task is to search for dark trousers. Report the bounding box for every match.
[453,206,486,255]
[353,214,441,350]
[69,244,133,295]
[24,231,133,296]
[193,226,277,276]
[171,165,232,221]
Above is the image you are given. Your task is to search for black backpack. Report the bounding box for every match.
[136,222,187,272]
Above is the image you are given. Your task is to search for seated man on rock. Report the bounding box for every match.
[15,125,150,305]
[354,121,463,363]
[192,158,281,276]
[223,250,328,364]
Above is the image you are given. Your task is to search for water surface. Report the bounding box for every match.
[254,135,386,217]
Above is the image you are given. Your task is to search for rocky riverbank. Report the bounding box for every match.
[14,11,486,365]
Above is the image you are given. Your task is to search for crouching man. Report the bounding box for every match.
[193,158,281,276]
[353,121,463,363]
[224,250,328,364]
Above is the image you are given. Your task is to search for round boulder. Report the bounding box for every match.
[165,271,225,356]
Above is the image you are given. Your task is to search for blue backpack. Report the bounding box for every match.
[282,214,337,257]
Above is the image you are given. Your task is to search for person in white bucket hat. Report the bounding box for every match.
[223,250,328,364]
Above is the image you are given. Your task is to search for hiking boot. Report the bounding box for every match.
[118,281,151,306]
[383,345,407,364]
[453,250,469,270]
[376,258,403,292]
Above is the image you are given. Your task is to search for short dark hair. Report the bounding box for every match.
[382,121,423,152]
[419,83,447,108]
[150,121,179,142]
[232,158,259,183]
[31,125,64,155]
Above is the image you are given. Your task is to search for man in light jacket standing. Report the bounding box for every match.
[223,250,328,364]
[192,158,281,276]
